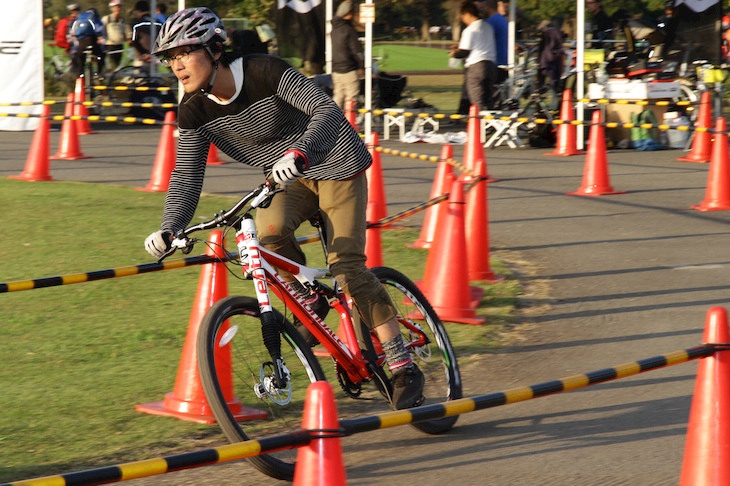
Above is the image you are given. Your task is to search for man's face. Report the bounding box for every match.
[587,0,601,15]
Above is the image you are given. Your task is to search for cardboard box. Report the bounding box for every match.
[588,80,680,99]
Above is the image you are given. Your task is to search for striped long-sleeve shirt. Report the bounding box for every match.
[161,54,372,233]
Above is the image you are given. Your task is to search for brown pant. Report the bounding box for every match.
[255,173,397,328]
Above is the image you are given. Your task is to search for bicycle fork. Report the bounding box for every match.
[236,216,291,402]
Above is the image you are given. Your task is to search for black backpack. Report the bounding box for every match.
[527,106,556,148]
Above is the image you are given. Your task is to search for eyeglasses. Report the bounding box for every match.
[159,46,204,67]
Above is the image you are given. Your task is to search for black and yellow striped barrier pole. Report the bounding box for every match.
[0,344,715,485]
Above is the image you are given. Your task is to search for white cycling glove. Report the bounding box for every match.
[271,152,306,187]
[145,230,173,258]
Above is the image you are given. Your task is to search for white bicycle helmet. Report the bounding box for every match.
[152,7,226,56]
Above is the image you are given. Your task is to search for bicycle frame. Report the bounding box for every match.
[234,214,376,385]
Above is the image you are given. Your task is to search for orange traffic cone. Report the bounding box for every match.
[678,91,713,163]
[206,142,225,165]
[463,104,497,182]
[138,111,177,192]
[73,76,96,135]
[409,144,455,249]
[466,158,504,283]
[679,306,730,485]
[418,178,485,325]
[365,210,383,268]
[546,89,583,156]
[366,132,388,224]
[345,99,358,131]
[692,117,730,211]
[52,93,90,160]
[567,110,625,196]
[136,230,267,424]
[10,105,53,181]
[293,381,347,486]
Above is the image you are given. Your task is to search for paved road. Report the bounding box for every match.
[3,121,729,485]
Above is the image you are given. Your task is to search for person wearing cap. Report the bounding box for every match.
[102,0,132,71]
[55,4,81,54]
[330,1,364,109]
[144,7,426,412]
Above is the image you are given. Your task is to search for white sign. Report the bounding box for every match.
[0,0,43,131]
[359,4,375,24]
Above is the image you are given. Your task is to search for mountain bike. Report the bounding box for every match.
[158,181,462,481]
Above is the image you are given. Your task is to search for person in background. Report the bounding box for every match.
[55,4,81,55]
[587,0,613,48]
[330,1,364,110]
[481,0,508,84]
[536,19,565,94]
[450,0,497,112]
[129,1,161,70]
[144,7,426,410]
[69,7,104,78]
[102,0,132,71]
[155,2,168,23]
[656,0,680,55]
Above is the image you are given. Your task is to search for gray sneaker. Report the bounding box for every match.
[391,363,425,409]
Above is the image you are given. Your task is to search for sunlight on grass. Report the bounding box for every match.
[1,178,523,482]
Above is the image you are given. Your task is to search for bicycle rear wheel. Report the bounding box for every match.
[359,267,462,434]
[197,295,326,481]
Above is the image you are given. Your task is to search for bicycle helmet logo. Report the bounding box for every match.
[152,7,226,56]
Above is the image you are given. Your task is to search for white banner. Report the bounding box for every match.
[0,0,44,131]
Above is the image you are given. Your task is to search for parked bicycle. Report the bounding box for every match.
[157,181,462,481]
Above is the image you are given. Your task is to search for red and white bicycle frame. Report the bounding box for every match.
[234,216,375,384]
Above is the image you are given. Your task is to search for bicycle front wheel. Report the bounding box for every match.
[197,295,326,481]
[364,267,462,434]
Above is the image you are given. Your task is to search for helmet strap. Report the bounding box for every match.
[201,45,220,94]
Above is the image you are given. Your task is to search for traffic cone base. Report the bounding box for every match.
[678,91,713,163]
[679,306,730,485]
[135,396,267,425]
[692,117,730,211]
[414,281,485,325]
[567,110,625,197]
[293,382,347,485]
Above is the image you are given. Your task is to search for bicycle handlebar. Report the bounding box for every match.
[157,180,282,262]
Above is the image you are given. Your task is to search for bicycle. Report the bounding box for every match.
[158,181,462,481]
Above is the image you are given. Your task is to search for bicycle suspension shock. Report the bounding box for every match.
[260,310,288,389]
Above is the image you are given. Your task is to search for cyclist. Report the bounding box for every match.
[143,7,425,410]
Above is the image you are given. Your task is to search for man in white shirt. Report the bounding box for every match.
[450,0,497,113]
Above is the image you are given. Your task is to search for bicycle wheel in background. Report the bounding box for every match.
[361,266,462,435]
[197,295,326,481]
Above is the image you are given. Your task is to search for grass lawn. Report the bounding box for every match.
[0,178,521,483]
